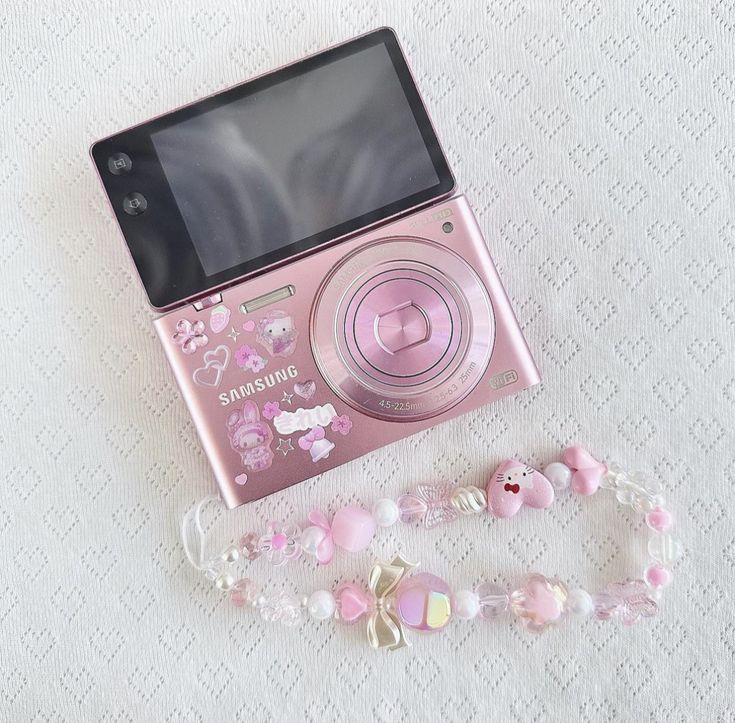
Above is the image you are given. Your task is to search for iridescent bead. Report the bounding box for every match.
[474,582,509,620]
[307,590,336,620]
[645,506,673,532]
[452,590,480,620]
[396,573,452,631]
[648,533,683,565]
[567,588,594,616]
[644,564,672,589]
[372,498,399,527]
[239,532,261,561]
[510,574,568,632]
[543,462,572,491]
[300,525,326,556]
[230,578,258,607]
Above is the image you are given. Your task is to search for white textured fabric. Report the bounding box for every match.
[2,2,734,721]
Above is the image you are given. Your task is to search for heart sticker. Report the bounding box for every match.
[294,380,316,400]
[192,345,230,388]
[487,459,554,518]
[562,446,607,495]
[210,305,231,334]
[235,473,248,486]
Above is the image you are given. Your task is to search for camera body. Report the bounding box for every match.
[154,195,538,506]
[91,28,540,506]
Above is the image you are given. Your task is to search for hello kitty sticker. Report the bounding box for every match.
[256,310,298,357]
[226,400,274,473]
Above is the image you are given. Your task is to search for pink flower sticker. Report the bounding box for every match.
[235,344,267,372]
[331,414,353,436]
[262,401,281,420]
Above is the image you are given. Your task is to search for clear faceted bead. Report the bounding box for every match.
[475,582,509,620]
[631,493,656,514]
[615,488,636,506]
[230,578,258,607]
[239,532,261,561]
[648,534,683,565]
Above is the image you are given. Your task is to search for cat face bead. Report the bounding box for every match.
[487,459,554,518]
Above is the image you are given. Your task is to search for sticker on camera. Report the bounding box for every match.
[192,345,230,388]
[226,400,274,472]
[256,310,298,357]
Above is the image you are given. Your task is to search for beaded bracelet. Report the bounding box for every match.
[181,446,682,650]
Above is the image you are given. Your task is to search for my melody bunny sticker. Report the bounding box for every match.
[256,310,298,357]
[227,401,274,473]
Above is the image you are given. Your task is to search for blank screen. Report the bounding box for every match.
[150,43,440,277]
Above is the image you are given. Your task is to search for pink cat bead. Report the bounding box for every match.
[487,459,554,518]
[562,446,607,496]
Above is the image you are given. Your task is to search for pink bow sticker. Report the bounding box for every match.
[298,426,325,450]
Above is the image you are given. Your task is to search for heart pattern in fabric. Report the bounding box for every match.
[487,459,554,518]
[192,345,230,388]
[294,380,316,399]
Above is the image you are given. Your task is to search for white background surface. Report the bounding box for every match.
[2,1,734,721]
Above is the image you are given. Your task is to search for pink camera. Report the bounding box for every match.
[91,29,540,507]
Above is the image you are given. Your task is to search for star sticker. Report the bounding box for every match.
[276,438,293,456]
[281,391,294,405]
[227,327,240,342]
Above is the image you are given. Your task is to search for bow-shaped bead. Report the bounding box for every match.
[366,555,417,651]
[298,426,325,451]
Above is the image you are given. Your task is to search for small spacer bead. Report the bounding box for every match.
[644,564,672,589]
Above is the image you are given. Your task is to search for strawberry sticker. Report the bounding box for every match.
[210,305,231,334]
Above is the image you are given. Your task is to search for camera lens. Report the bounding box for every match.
[122,192,147,216]
[107,152,132,175]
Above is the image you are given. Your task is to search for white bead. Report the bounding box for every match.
[307,590,336,620]
[544,462,572,491]
[372,498,400,527]
[221,545,240,564]
[215,572,235,592]
[301,525,326,556]
[453,590,480,620]
[567,588,593,616]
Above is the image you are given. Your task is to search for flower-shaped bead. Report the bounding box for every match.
[510,573,568,632]
[258,520,302,566]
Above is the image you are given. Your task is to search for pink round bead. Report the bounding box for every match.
[645,506,673,532]
[644,564,672,589]
[396,573,452,632]
[330,506,376,552]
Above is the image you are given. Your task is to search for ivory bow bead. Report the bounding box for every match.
[366,555,417,650]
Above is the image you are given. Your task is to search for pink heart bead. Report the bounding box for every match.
[335,583,372,623]
[330,506,376,552]
[487,459,554,518]
[562,446,607,496]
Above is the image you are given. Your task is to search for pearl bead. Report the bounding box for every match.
[215,572,235,592]
[567,588,594,616]
[544,462,572,491]
[307,590,336,620]
[453,590,480,620]
[372,498,400,527]
[221,545,239,564]
[301,525,326,556]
